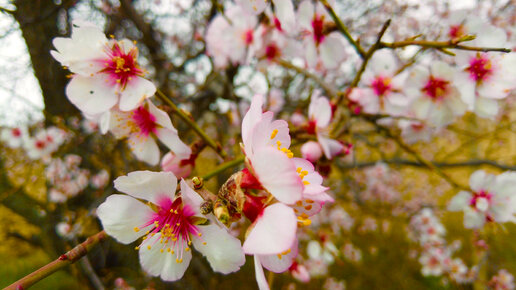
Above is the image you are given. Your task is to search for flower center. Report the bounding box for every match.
[12,128,21,137]
[274,17,283,31]
[134,197,205,263]
[466,53,493,83]
[101,42,143,90]
[371,76,392,96]
[35,140,46,149]
[422,76,449,101]
[265,43,280,60]
[469,190,492,210]
[448,24,465,39]
[131,106,157,136]
[244,29,254,45]
[312,15,325,45]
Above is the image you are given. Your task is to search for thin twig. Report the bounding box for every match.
[320,0,366,57]
[380,40,511,53]
[155,89,227,158]
[201,156,245,181]
[5,231,107,290]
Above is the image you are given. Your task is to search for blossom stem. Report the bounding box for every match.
[380,40,511,53]
[155,89,227,158]
[320,0,366,57]
[337,19,391,106]
[202,156,245,181]
[5,231,107,290]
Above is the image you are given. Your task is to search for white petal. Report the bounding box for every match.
[251,147,303,204]
[254,256,270,290]
[139,233,192,281]
[258,239,297,273]
[243,203,297,255]
[474,97,499,119]
[192,223,246,274]
[119,78,156,111]
[147,100,175,131]
[180,179,203,216]
[114,171,177,204]
[97,194,153,244]
[128,134,160,165]
[156,128,192,160]
[448,191,472,211]
[297,0,314,30]
[320,33,346,69]
[273,0,296,32]
[66,75,118,115]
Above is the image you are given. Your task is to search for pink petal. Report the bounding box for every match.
[251,147,303,204]
[114,171,177,204]
[243,203,297,255]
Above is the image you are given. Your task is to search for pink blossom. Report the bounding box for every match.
[97,171,246,281]
[109,100,191,165]
[51,23,155,116]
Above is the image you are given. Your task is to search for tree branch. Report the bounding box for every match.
[5,231,107,290]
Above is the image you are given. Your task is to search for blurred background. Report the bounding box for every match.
[0,0,515,289]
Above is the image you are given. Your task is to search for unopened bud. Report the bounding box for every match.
[192,176,204,189]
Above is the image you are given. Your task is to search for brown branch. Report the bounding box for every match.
[380,39,511,53]
[5,231,107,290]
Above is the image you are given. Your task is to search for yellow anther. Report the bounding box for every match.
[147,245,151,250]
[287,152,294,158]
[160,249,164,253]
[303,180,310,185]
[142,236,147,240]
[296,167,302,173]
[133,227,140,232]
[203,242,207,245]
[176,223,180,226]
[185,247,190,252]
[301,170,308,176]
[277,254,282,259]
[170,209,174,213]
[167,248,171,252]
[171,250,175,254]
[270,129,278,139]
[198,233,202,237]
[135,246,140,250]
[188,241,192,246]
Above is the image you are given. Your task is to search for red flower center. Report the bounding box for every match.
[466,54,493,83]
[244,29,254,45]
[469,190,492,208]
[101,42,143,89]
[132,106,157,136]
[12,128,21,137]
[422,76,449,101]
[312,15,325,45]
[371,76,392,96]
[448,24,465,39]
[265,43,280,60]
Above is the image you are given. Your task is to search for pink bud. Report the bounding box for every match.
[161,152,193,178]
[301,141,323,163]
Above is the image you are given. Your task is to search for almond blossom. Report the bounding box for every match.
[306,92,344,160]
[51,23,155,116]
[97,171,246,281]
[448,170,516,229]
[348,49,409,116]
[237,0,296,33]
[109,100,191,166]
[206,5,257,69]
[406,62,467,127]
[297,0,346,70]
[0,126,27,148]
